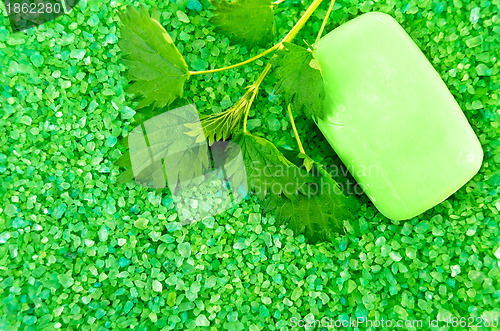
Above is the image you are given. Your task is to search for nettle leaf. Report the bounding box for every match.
[114,106,211,189]
[184,87,255,145]
[118,5,190,109]
[209,0,276,48]
[272,42,326,119]
[225,132,355,242]
[265,163,355,244]
[225,132,311,200]
[186,109,244,146]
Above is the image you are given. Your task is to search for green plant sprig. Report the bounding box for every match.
[117,0,356,243]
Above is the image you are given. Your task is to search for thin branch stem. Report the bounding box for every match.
[242,107,249,132]
[273,0,286,4]
[243,0,325,131]
[192,0,323,76]
[287,104,305,154]
[243,64,273,132]
[281,0,324,44]
[313,0,336,48]
[189,44,280,76]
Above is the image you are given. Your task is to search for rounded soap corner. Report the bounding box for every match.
[470,139,484,178]
[361,11,398,24]
[473,140,484,176]
[379,209,415,222]
[373,201,415,222]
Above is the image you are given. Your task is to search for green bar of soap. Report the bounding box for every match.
[315,12,483,220]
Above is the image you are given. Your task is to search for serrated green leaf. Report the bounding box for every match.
[267,189,346,243]
[209,0,276,48]
[226,132,355,243]
[224,132,311,200]
[185,108,243,146]
[264,163,355,243]
[272,42,326,119]
[118,5,190,109]
[184,87,255,145]
[115,106,211,189]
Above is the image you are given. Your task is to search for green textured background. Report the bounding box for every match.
[0,0,499,329]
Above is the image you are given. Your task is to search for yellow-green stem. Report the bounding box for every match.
[243,0,325,131]
[189,44,280,76]
[281,0,324,44]
[313,0,336,48]
[243,64,273,132]
[287,104,305,154]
